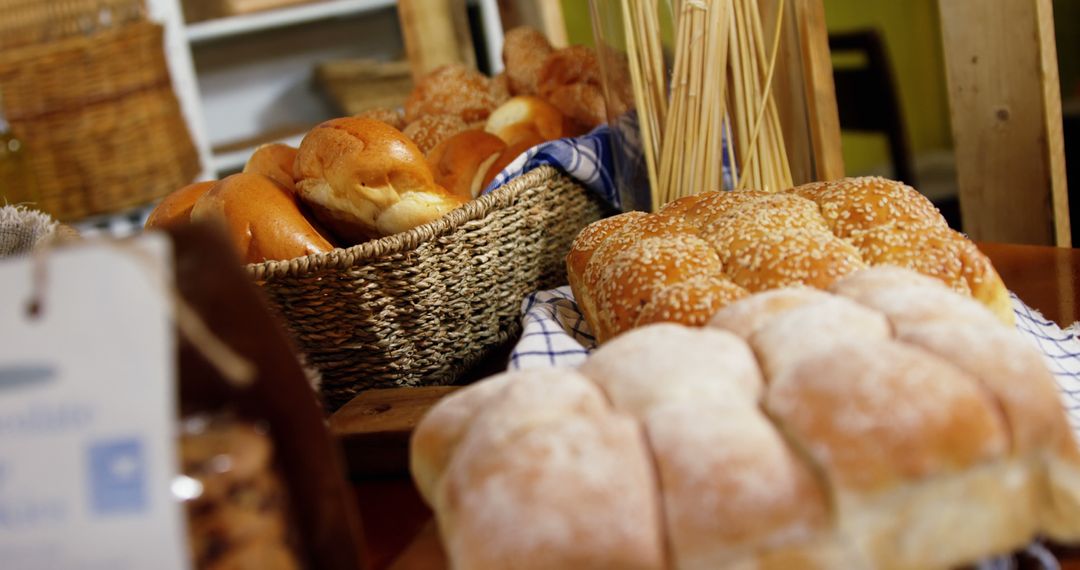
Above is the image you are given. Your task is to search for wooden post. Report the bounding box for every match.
[397,0,477,81]
[793,0,845,182]
[939,0,1070,246]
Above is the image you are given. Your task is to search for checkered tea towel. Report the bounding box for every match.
[509,287,1071,569]
[480,121,736,210]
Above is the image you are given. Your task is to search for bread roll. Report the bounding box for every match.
[646,401,844,569]
[478,132,545,190]
[502,27,553,96]
[748,296,891,380]
[403,113,469,154]
[355,106,405,130]
[404,64,507,124]
[537,45,608,129]
[409,374,513,505]
[294,117,464,241]
[417,267,1080,569]
[428,370,665,570]
[567,177,1013,341]
[579,323,764,414]
[189,173,334,264]
[243,143,297,192]
[145,180,216,231]
[706,287,835,339]
[829,267,1001,334]
[566,212,647,334]
[635,275,749,329]
[590,234,724,342]
[427,130,506,201]
[485,96,565,144]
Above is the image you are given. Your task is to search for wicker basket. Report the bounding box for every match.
[247,166,607,410]
[0,21,199,221]
[0,0,145,51]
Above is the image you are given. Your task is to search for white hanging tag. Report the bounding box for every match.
[0,235,189,570]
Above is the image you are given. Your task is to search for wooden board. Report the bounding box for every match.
[793,0,845,182]
[939,0,1071,246]
[397,0,476,81]
[330,386,459,476]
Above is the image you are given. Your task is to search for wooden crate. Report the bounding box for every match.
[315,59,413,116]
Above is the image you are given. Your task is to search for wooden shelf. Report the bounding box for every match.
[186,0,395,43]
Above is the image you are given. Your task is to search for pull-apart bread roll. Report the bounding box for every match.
[294,117,464,242]
[568,176,1013,342]
[189,173,334,264]
[416,265,1080,569]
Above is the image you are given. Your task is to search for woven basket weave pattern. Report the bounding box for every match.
[248,166,606,410]
[0,0,144,51]
[0,21,199,221]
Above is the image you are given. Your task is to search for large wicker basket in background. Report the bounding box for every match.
[0,4,199,222]
[247,166,607,410]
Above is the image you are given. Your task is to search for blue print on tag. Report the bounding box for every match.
[87,439,146,515]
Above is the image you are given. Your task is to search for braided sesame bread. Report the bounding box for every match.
[568,177,1013,343]
[411,266,1080,569]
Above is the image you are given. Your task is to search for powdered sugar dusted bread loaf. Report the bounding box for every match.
[412,266,1080,569]
[567,177,1013,343]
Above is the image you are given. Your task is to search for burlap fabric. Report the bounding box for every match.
[0,204,76,257]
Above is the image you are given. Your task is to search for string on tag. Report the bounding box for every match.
[28,237,257,388]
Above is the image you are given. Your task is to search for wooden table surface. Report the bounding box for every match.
[349,241,1080,570]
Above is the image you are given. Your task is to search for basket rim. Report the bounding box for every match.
[246,165,566,281]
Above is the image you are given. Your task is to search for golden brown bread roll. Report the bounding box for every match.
[145,180,216,231]
[484,95,565,145]
[403,113,469,154]
[404,64,507,124]
[426,129,506,201]
[190,173,334,264]
[502,27,554,96]
[537,45,608,129]
[293,117,464,242]
[590,234,724,342]
[568,177,1014,341]
[243,143,297,192]
[634,275,749,329]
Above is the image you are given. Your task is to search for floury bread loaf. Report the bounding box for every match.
[411,266,1080,570]
[566,177,1014,343]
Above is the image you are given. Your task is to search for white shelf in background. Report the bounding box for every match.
[212,132,308,173]
[186,0,395,43]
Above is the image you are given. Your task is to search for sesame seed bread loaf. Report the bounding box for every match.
[411,266,1080,569]
[567,177,1014,344]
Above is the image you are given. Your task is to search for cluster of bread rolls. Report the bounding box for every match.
[567,177,1014,343]
[412,265,1080,570]
[146,27,602,264]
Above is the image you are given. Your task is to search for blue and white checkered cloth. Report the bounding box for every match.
[481,125,622,207]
